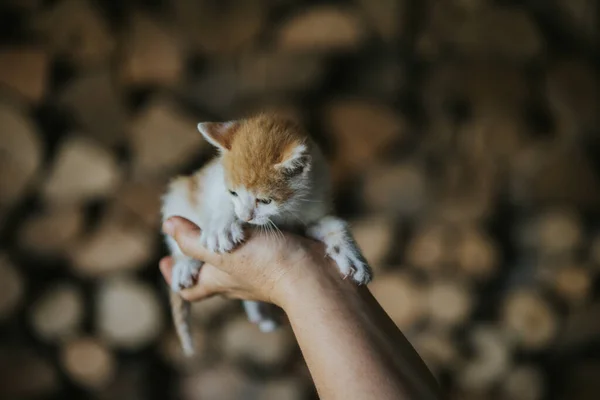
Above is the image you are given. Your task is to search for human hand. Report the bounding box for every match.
[160,216,326,306]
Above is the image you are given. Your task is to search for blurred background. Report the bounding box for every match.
[0,0,599,399]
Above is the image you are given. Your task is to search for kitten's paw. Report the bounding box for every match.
[327,243,373,285]
[258,320,279,333]
[171,258,203,292]
[199,221,244,253]
[307,216,373,285]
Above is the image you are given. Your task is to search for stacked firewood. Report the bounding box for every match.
[0,0,598,399]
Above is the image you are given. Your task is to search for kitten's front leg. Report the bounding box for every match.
[307,216,373,285]
[199,218,245,253]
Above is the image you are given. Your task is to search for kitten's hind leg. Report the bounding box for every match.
[166,235,203,291]
[306,216,373,285]
[243,300,279,332]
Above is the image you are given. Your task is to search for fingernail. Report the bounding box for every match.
[163,219,175,235]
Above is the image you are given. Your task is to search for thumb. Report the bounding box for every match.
[162,216,222,266]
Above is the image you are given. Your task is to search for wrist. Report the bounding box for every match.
[273,253,361,315]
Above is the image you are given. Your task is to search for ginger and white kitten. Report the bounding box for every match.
[162,113,372,355]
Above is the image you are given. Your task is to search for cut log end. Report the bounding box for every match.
[97,277,163,350]
[30,284,84,342]
[60,337,116,389]
[502,290,558,350]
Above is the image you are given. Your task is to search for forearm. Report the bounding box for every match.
[279,268,441,400]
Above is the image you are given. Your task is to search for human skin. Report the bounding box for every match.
[161,216,442,400]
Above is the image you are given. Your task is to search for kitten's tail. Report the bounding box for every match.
[169,290,194,357]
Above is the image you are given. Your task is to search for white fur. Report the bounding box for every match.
[162,162,243,291]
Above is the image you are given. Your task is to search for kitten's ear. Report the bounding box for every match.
[197,121,240,151]
[275,142,311,178]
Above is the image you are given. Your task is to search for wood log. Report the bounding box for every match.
[350,215,395,272]
[181,364,258,400]
[190,295,235,325]
[237,52,325,96]
[455,226,499,280]
[96,277,163,350]
[552,265,593,307]
[424,61,529,119]
[501,289,558,350]
[0,347,59,398]
[184,57,320,118]
[457,325,511,391]
[35,0,115,67]
[406,222,449,273]
[517,209,582,255]
[260,377,308,400]
[433,156,497,224]
[173,0,265,55]
[113,180,166,228]
[458,111,525,164]
[129,97,209,178]
[369,273,425,329]
[70,208,155,277]
[356,0,406,42]
[417,3,542,60]
[119,12,184,87]
[0,46,49,102]
[221,316,296,368]
[0,254,24,320]
[324,100,405,184]
[30,283,83,342]
[413,330,460,375]
[546,59,599,139]
[501,364,544,400]
[60,71,128,146]
[42,137,121,205]
[18,206,84,256]
[277,6,367,52]
[0,101,43,213]
[59,337,116,389]
[426,280,473,328]
[510,144,600,210]
[362,163,429,217]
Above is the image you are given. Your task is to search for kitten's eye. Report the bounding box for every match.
[258,198,272,205]
[229,190,237,197]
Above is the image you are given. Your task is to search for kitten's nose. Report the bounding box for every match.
[241,210,255,222]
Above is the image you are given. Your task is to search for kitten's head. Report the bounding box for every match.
[198,113,312,226]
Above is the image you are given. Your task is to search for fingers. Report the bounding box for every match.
[159,255,216,301]
[159,257,173,286]
[162,217,222,266]
[179,264,221,301]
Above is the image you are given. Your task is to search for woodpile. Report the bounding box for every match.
[1,1,599,399]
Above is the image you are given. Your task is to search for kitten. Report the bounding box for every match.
[162,113,372,355]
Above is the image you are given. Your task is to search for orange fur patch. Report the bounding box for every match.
[222,113,310,201]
